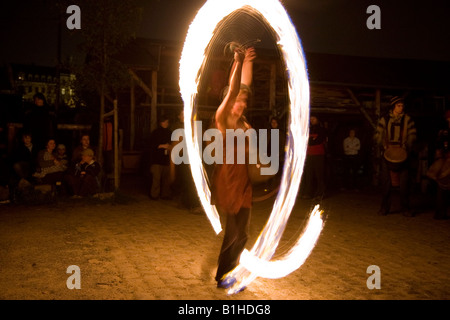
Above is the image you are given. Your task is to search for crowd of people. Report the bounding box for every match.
[298,96,450,220]
[1,88,449,223]
[0,93,101,202]
[143,93,450,224]
[0,55,449,294]
[6,132,101,200]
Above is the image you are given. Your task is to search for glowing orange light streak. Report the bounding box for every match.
[179,0,324,294]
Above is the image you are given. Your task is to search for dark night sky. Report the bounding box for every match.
[0,0,449,67]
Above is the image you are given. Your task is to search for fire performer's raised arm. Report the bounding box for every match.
[215,47,245,131]
[241,47,256,87]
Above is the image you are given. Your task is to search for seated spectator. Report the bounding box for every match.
[55,144,69,172]
[65,148,101,197]
[0,126,10,201]
[12,132,38,184]
[71,134,95,165]
[33,138,66,184]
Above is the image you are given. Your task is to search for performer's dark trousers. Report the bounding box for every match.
[379,158,410,214]
[343,154,360,189]
[172,163,199,209]
[435,186,449,219]
[215,208,251,282]
[150,164,171,199]
[302,154,325,198]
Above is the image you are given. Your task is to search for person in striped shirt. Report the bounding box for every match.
[374,96,417,216]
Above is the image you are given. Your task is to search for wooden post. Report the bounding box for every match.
[128,68,156,132]
[373,89,382,186]
[347,88,377,130]
[98,84,105,167]
[151,70,158,132]
[113,99,120,190]
[119,129,123,177]
[128,69,153,97]
[375,89,381,120]
[270,63,276,116]
[130,76,135,151]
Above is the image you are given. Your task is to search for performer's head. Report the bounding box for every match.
[390,96,405,115]
[270,117,279,129]
[81,148,95,162]
[349,128,356,138]
[21,132,32,146]
[33,92,46,107]
[158,115,170,128]
[80,134,90,149]
[310,115,319,126]
[222,84,251,118]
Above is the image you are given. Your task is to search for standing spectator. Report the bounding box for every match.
[170,109,201,211]
[301,115,327,201]
[65,148,101,198]
[429,110,450,219]
[343,128,361,190]
[268,116,286,166]
[12,132,38,184]
[264,116,286,190]
[374,96,417,216]
[23,93,57,151]
[55,144,69,173]
[0,125,11,201]
[149,115,172,200]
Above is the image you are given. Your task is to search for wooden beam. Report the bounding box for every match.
[346,88,376,129]
[104,94,114,104]
[57,124,92,130]
[375,89,381,120]
[103,110,114,118]
[151,70,158,132]
[128,68,153,99]
[113,99,119,190]
[130,76,136,151]
[269,63,276,114]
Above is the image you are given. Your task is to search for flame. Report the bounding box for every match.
[179,0,324,294]
[239,205,323,279]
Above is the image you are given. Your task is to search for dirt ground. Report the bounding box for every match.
[0,174,449,301]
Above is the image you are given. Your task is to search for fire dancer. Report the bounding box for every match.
[211,44,256,289]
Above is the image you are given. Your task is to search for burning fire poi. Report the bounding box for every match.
[179,0,324,294]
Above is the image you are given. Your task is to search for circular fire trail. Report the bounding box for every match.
[179,0,324,294]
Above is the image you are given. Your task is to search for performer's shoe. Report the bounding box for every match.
[217,277,246,293]
[217,278,235,289]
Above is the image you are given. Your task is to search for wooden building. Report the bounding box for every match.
[114,38,450,189]
[3,37,449,190]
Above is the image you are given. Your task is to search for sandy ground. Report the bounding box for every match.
[0,174,449,301]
